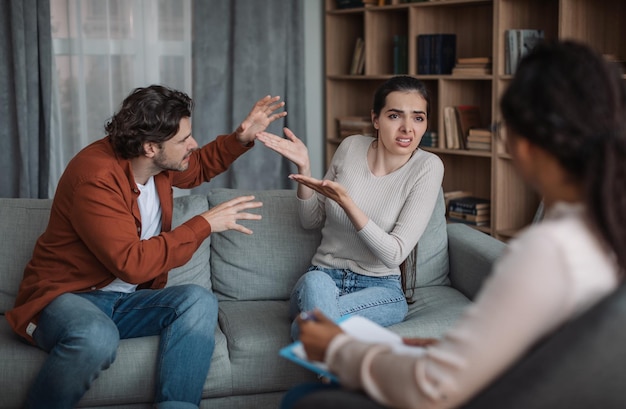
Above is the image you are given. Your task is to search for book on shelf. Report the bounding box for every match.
[443,105,485,150]
[468,128,493,140]
[444,190,473,209]
[394,35,408,73]
[417,34,456,75]
[450,207,490,217]
[336,0,365,9]
[449,210,490,222]
[448,196,491,215]
[432,34,456,74]
[466,141,492,151]
[505,29,544,75]
[393,35,408,74]
[280,315,424,382]
[443,106,461,149]
[419,131,438,148]
[350,37,365,75]
[448,216,490,227]
[417,34,431,75]
[452,56,492,76]
[455,105,483,149]
[466,128,492,151]
[336,116,373,139]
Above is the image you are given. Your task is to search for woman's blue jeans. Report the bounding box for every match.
[25,284,218,409]
[290,266,408,339]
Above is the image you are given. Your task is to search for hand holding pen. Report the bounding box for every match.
[296,309,344,362]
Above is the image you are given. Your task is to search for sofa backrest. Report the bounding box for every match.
[207,189,322,301]
[0,199,54,313]
[0,188,450,312]
[207,188,449,302]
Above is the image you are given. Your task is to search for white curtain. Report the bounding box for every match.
[49,0,192,196]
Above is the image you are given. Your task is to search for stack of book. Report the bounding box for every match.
[444,190,472,209]
[466,128,492,151]
[419,131,438,148]
[452,57,492,76]
[336,116,374,139]
[448,196,491,227]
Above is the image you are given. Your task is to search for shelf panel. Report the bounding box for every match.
[325,0,624,239]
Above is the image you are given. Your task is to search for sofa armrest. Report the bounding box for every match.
[447,223,506,300]
[460,283,626,409]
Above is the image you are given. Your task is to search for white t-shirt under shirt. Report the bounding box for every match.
[326,201,619,409]
[101,176,162,293]
[298,135,444,277]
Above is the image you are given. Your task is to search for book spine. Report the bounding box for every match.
[441,34,456,74]
[417,35,431,75]
[448,204,489,214]
[431,34,441,74]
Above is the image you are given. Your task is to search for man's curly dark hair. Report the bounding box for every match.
[105,85,193,159]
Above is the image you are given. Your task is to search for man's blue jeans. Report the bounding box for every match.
[25,284,218,409]
[290,266,408,339]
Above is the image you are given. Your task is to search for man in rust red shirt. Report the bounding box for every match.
[7,85,286,409]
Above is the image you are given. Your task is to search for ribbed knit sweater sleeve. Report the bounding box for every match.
[298,135,444,276]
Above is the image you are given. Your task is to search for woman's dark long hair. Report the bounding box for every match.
[501,40,626,275]
[105,85,193,159]
[372,76,431,302]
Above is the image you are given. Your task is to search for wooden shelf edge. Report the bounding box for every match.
[422,147,492,158]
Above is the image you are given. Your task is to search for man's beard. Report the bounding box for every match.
[154,152,189,172]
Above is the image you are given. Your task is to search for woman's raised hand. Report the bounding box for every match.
[257,127,311,175]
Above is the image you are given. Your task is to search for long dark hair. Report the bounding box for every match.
[501,40,626,275]
[105,85,193,159]
[372,76,431,301]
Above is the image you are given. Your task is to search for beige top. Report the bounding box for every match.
[326,202,619,409]
[299,135,444,277]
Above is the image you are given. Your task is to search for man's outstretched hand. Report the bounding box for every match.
[236,95,287,145]
[200,195,263,234]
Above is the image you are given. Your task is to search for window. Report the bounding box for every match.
[49,0,192,193]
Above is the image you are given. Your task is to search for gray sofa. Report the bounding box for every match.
[0,188,505,409]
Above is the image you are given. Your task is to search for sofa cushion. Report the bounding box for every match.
[208,188,449,301]
[166,194,212,290]
[218,300,317,394]
[391,285,470,338]
[208,189,322,301]
[413,189,450,288]
[0,195,210,315]
[0,317,232,407]
[0,199,53,314]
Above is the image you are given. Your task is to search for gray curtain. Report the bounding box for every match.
[191,0,305,192]
[0,0,51,198]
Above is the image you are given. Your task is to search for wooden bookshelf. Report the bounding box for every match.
[324,0,626,241]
